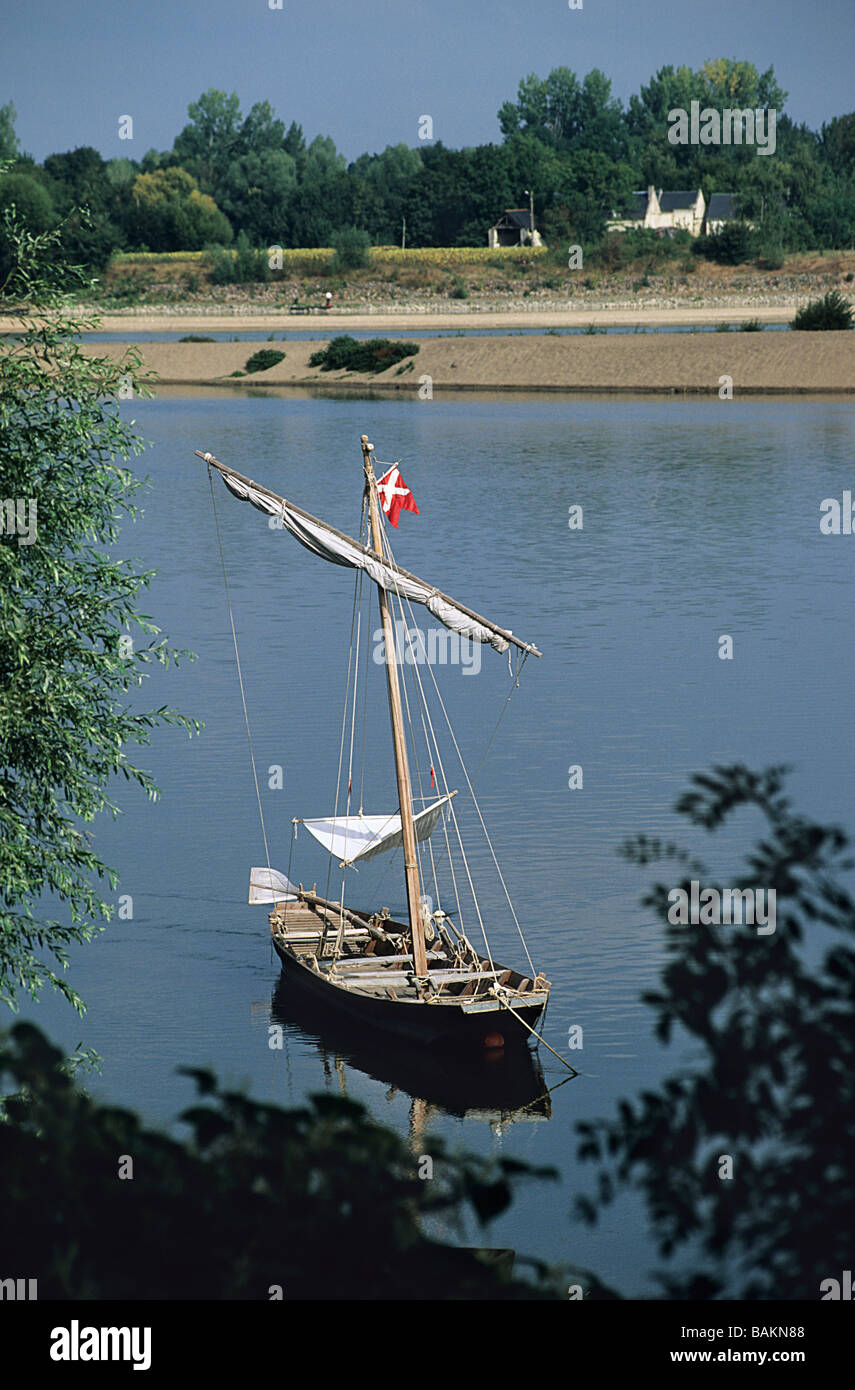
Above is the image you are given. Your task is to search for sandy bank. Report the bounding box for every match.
[83,331,855,395]
[0,306,803,336]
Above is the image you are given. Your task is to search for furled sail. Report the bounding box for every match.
[297,794,455,867]
[197,452,541,658]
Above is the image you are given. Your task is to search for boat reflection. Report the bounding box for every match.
[270,975,563,1136]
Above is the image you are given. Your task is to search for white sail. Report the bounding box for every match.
[201,456,541,657]
[298,794,455,867]
[248,867,299,904]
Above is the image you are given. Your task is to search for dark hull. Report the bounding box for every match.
[272,937,546,1051]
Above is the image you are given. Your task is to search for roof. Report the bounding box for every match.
[493,208,534,229]
[657,190,702,212]
[707,193,739,220]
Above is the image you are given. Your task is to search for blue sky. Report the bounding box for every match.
[3,0,852,163]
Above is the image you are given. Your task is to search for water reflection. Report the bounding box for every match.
[269,975,564,1143]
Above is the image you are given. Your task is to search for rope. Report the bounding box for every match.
[379,515,536,978]
[207,465,272,876]
[490,988,578,1074]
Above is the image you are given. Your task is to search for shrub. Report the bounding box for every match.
[180,334,215,342]
[449,275,469,299]
[307,335,419,373]
[244,348,286,373]
[693,222,754,265]
[791,290,853,331]
[206,232,270,286]
[739,319,763,332]
[330,226,371,272]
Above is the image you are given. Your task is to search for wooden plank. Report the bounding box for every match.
[332,952,445,971]
[328,968,501,985]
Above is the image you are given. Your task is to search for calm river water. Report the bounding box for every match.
[19,388,855,1295]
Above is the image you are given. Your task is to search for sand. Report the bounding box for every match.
[0,306,802,336]
[77,330,855,395]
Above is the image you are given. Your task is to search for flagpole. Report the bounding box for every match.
[361,435,429,979]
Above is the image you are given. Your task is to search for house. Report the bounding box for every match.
[705,193,739,236]
[607,186,706,237]
[488,208,543,248]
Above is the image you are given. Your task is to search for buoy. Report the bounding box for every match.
[483,1032,504,1049]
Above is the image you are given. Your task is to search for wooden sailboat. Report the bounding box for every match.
[197,436,551,1051]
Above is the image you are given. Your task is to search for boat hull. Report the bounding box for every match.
[272,937,547,1051]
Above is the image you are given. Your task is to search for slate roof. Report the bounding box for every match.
[707,193,739,221]
[657,190,701,212]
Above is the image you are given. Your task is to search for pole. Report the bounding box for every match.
[360,435,428,978]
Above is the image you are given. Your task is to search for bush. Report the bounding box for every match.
[180,334,215,342]
[330,226,371,272]
[0,1022,561,1299]
[449,274,469,299]
[791,290,853,331]
[244,348,286,373]
[693,222,754,265]
[739,319,763,332]
[307,335,419,373]
[206,232,270,286]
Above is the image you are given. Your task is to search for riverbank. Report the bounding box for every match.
[80,330,855,394]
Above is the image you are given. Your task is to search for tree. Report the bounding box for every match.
[0,171,56,287]
[0,101,20,162]
[499,67,626,159]
[0,209,199,1013]
[129,167,232,251]
[576,766,855,1299]
[172,89,243,194]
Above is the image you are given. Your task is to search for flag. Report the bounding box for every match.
[377,464,419,528]
[430,766,435,789]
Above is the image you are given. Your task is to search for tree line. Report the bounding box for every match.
[0,59,854,272]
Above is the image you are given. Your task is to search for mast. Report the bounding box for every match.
[361,434,428,979]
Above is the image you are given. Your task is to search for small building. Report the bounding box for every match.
[607,186,706,237]
[488,208,542,248]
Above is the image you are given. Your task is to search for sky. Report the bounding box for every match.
[2,0,853,165]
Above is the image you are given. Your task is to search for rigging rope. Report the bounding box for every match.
[207,464,272,877]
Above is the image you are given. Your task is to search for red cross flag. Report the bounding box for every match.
[377,464,419,528]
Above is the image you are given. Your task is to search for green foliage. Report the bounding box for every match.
[693,221,755,264]
[330,225,371,270]
[244,348,285,373]
[129,167,232,252]
[0,173,56,287]
[179,334,215,342]
[0,211,200,1013]
[791,289,853,330]
[577,765,855,1299]
[307,335,419,373]
[449,274,469,299]
[739,318,763,331]
[206,231,269,285]
[0,1021,561,1298]
[0,102,21,163]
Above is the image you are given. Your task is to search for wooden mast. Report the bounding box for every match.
[361,434,428,978]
